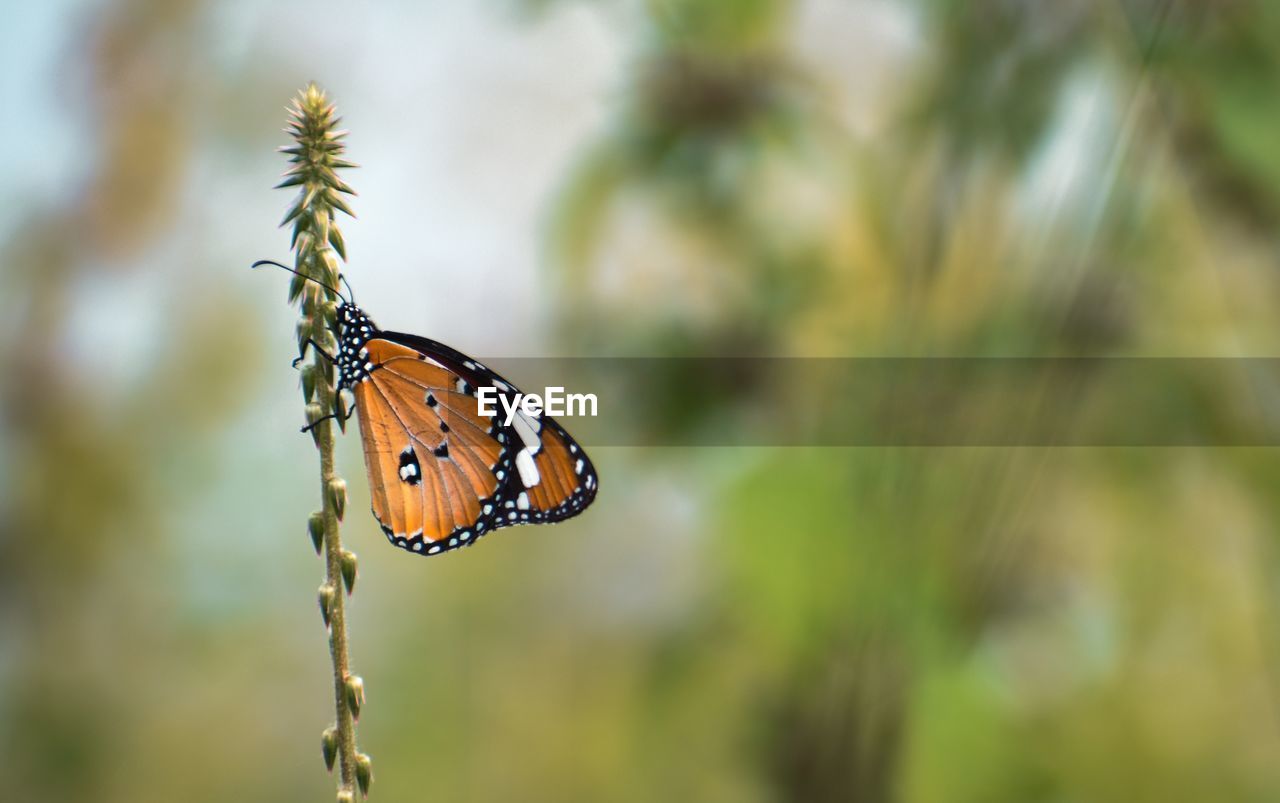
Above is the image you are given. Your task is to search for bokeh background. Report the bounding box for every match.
[4,1,1280,801]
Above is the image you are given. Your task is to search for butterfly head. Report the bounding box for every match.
[335,302,378,388]
[337,302,375,332]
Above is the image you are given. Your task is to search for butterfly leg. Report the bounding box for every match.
[301,402,355,434]
[333,388,355,433]
[293,337,336,368]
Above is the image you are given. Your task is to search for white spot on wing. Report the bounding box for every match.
[515,449,541,488]
[517,491,530,510]
[513,410,542,453]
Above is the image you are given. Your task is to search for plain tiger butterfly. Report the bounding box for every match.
[254,260,598,557]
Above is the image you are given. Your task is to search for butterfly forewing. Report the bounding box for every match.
[354,338,507,554]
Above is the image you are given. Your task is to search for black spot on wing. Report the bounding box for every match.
[397,446,422,486]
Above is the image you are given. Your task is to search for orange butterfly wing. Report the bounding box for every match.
[354,339,507,554]
[485,409,597,531]
[349,333,597,556]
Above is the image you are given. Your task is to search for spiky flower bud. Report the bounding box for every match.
[329,226,348,260]
[301,362,319,402]
[282,83,358,314]
[308,511,325,554]
[327,478,347,521]
[288,271,307,304]
[319,300,338,329]
[315,327,337,355]
[321,726,338,771]
[318,584,336,627]
[345,675,365,720]
[296,316,314,351]
[340,550,358,594]
[306,403,327,446]
[313,208,331,246]
[320,248,341,291]
[355,753,373,797]
[334,392,349,434]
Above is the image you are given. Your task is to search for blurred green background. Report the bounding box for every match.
[4,1,1280,801]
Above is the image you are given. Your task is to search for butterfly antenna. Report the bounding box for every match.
[251,259,349,304]
[339,273,356,305]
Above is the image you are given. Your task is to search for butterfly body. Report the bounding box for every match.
[331,301,598,557]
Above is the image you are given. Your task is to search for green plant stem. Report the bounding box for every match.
[318,414,358,793]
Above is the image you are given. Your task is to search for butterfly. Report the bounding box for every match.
[254,260,598,557]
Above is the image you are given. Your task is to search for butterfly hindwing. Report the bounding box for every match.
[487,408,598,531]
